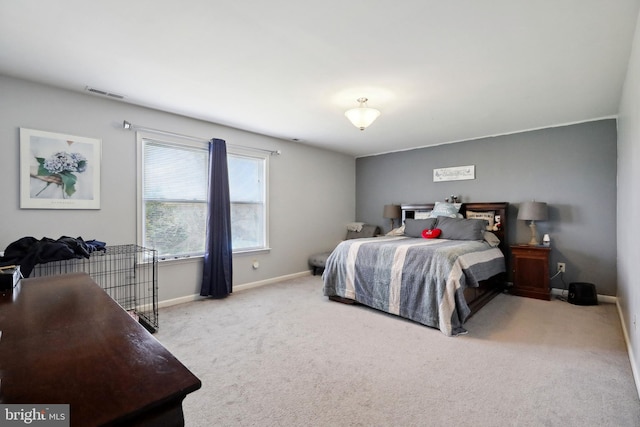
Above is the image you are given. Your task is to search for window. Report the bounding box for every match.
[138,135,269,259]
[228,152,267,251]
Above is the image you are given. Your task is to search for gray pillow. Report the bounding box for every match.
[404,218,438,237]
[436,216,487,241]
[346,224,380,240]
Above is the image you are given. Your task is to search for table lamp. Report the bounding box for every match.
[517,201,548,245]
[383,204,401,231]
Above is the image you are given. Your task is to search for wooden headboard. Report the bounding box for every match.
[401,202,509,254]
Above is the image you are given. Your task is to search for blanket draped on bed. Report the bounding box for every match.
[322,236,505,336]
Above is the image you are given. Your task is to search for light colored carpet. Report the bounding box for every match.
[155,275,640,426]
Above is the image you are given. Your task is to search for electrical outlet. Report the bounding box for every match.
[557,262,566,273]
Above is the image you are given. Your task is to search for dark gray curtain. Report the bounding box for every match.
[200,138,233,298]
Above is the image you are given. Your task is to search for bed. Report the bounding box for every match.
[322,202,508,336]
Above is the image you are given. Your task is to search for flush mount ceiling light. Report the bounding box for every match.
[345,97,381,130]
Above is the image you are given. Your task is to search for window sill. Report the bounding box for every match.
[157,255,203,265]
[233,248,272,256]
[155,248,271,264]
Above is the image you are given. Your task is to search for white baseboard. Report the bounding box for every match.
[233,270,311,292]
[616,299,640,400]
[158,293,205,309]
[157,270,312,309]
[550,288,617,304]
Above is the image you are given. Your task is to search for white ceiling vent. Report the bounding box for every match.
[85,86,125,99]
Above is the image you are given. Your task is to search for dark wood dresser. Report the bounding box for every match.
[0,273,201,426]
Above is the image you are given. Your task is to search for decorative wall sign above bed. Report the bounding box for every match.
[20,128,101,209]
[433,165,475,182]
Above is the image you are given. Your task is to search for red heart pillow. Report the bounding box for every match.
[422,228,442,239]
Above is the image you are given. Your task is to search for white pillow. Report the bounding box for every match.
[386,224,405,236]
[483,231,501,247]
[429,202,462,218]
[466,210,495,230]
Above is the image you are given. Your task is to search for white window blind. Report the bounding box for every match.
[142,140,208,258]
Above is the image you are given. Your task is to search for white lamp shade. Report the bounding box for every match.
[345,105,380,130]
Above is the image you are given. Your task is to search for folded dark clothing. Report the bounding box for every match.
[85,240,107,253]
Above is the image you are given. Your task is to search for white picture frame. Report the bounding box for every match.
[20,128,101,209]
[433,165,475,182]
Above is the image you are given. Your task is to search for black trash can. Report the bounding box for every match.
[568,282,598,306]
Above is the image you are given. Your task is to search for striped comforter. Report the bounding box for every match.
[322,236,505,336]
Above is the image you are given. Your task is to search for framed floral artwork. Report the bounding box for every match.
[20,128,101,209]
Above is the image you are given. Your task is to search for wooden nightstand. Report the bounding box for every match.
[510,245,551,300]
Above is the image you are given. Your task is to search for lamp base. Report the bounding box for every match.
[528,221,539,245]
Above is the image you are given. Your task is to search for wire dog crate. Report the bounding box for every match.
[31,244,158,332]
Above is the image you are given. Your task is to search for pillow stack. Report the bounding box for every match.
[404,218,437,237]
[404,216,490,242]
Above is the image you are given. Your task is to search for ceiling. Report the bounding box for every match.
[1,1,639,157]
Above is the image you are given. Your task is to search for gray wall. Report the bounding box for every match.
[617,8,640,395]
[356,120,617,295]
[0,75,356,303]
